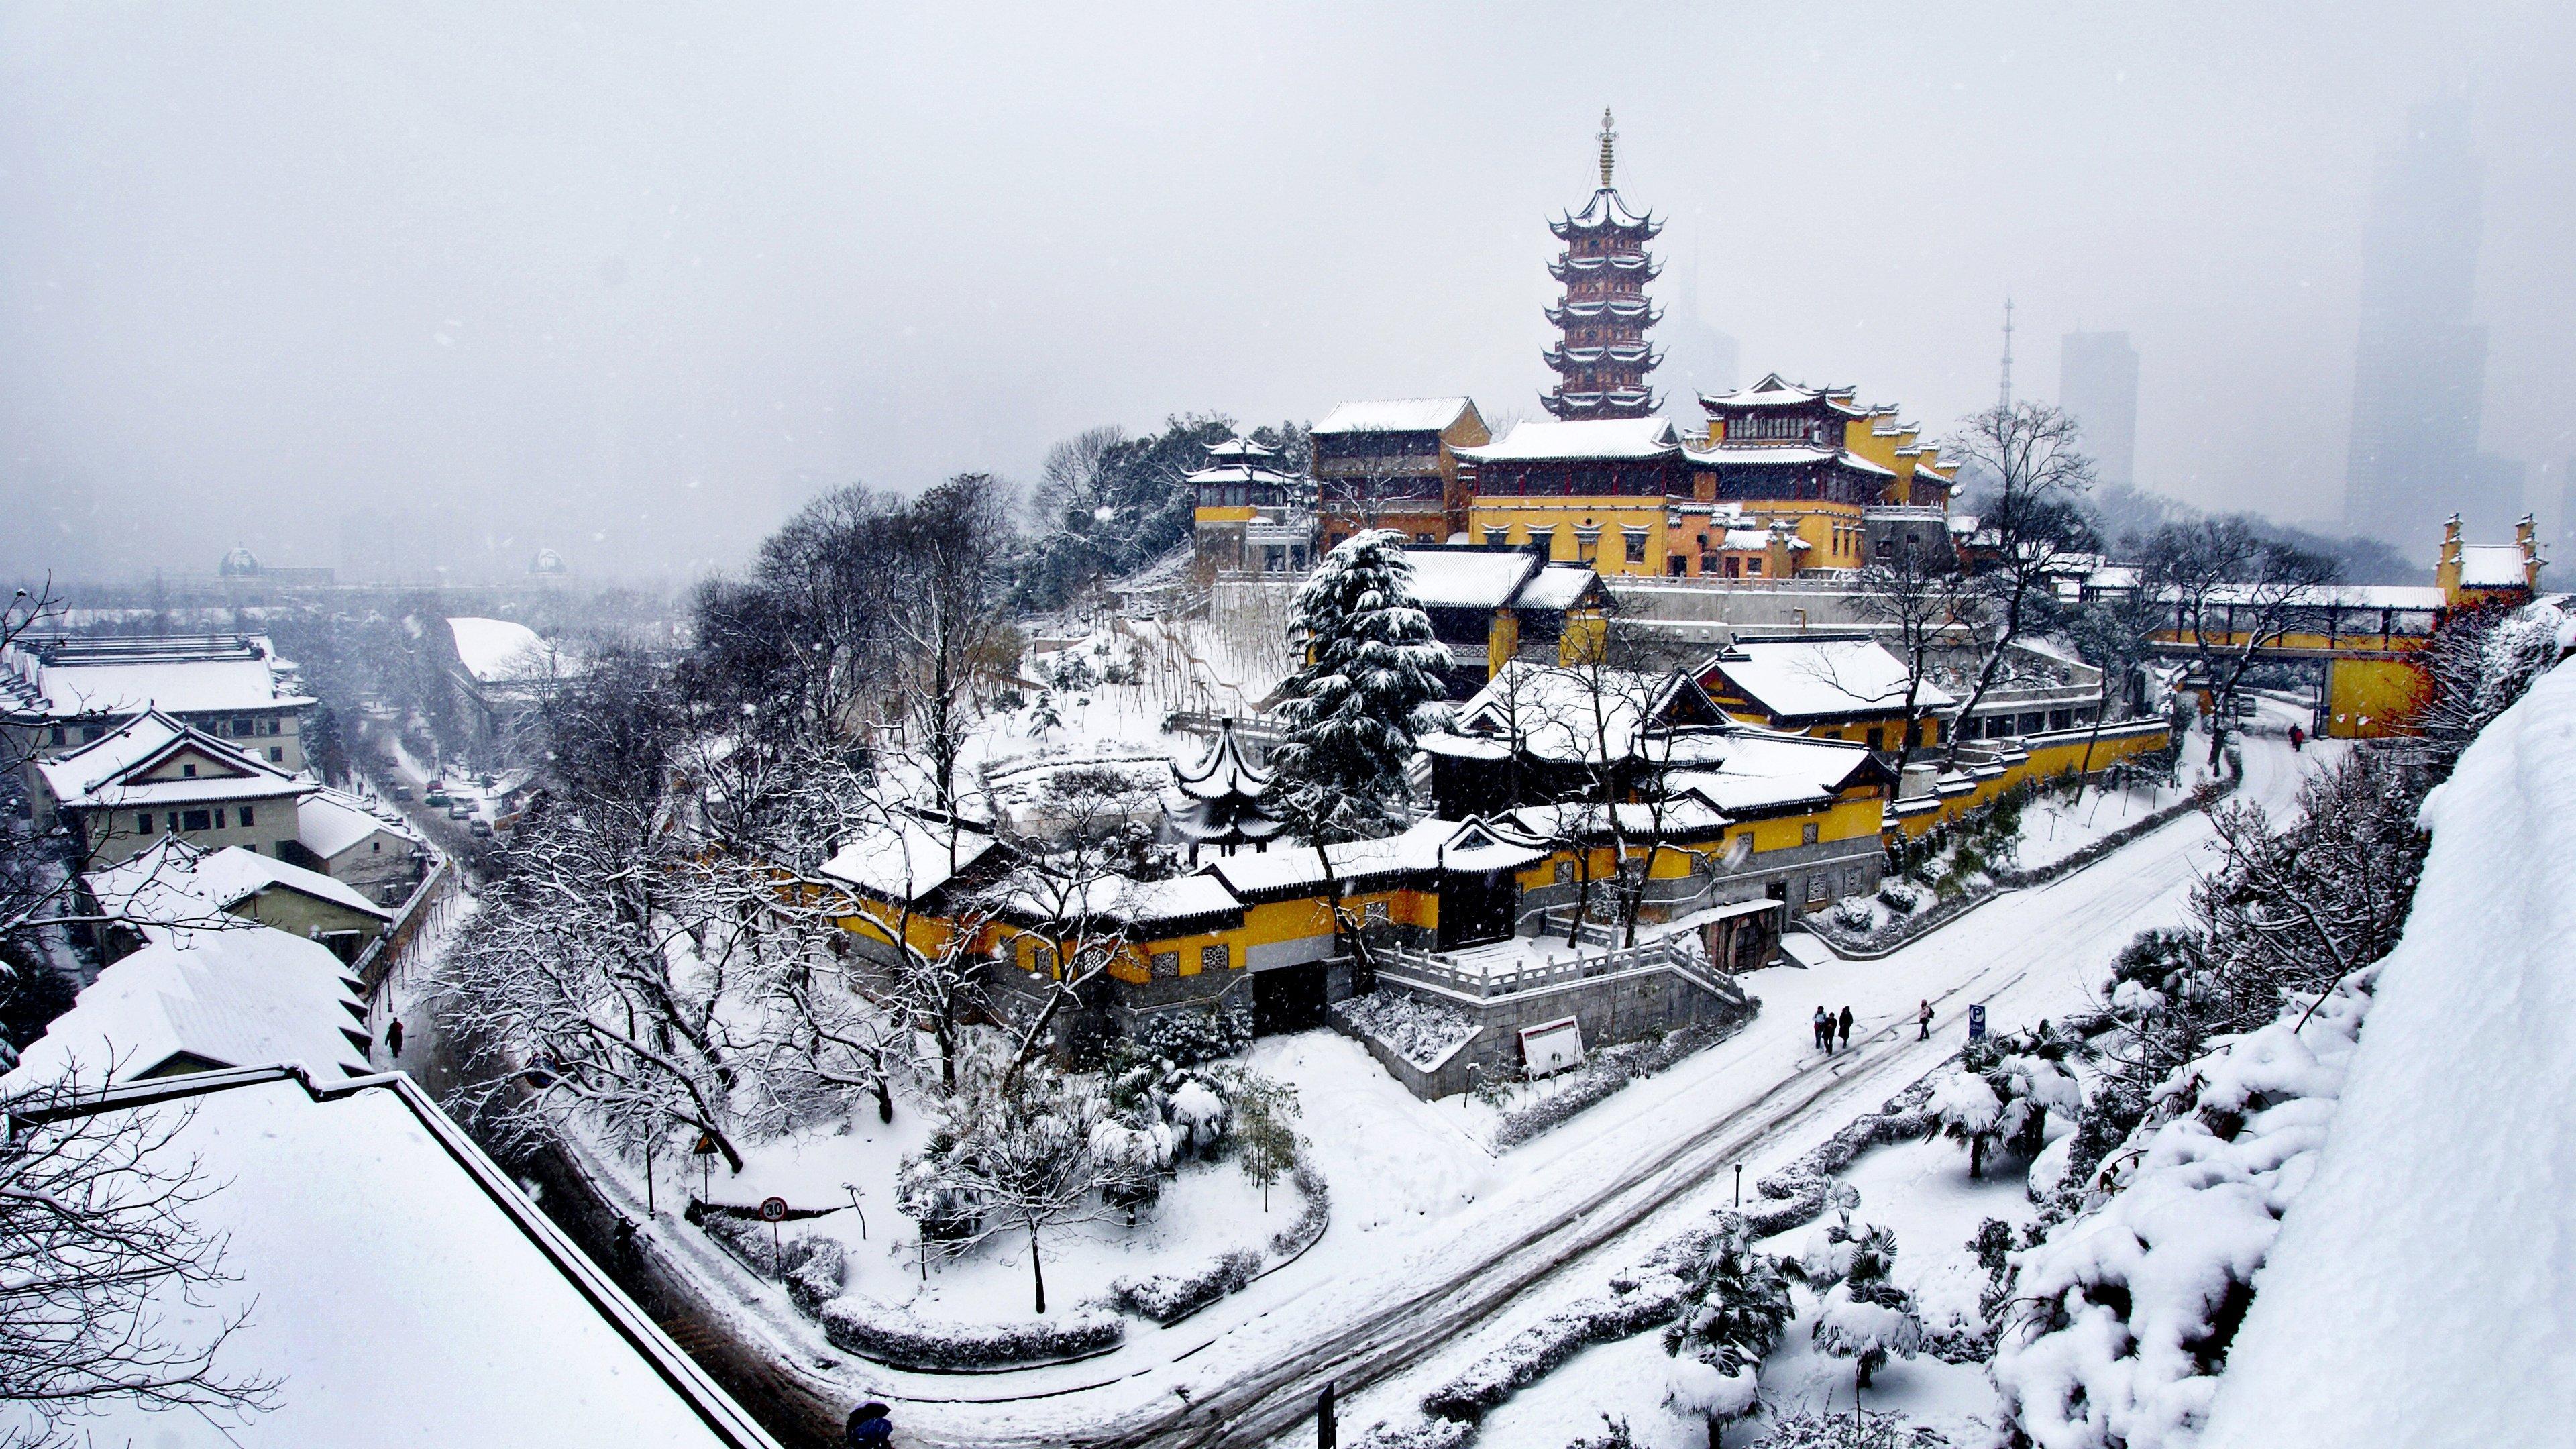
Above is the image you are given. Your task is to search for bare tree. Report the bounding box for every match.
[1850,544,1974,768]
[1940,402,2100,767]
[1,1069,280,1448]
[981,767,1162,1086]
[2141,518,2339,767]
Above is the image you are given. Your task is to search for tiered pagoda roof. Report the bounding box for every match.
[1163,718,1287,859]
[1541,111,1663,420]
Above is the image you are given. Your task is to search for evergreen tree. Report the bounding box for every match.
[1811,1219,1922,1390]
[1267,529,1450,842]
[1663,1226,1791,1448]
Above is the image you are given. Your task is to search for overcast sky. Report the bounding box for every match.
[5,1,2572,584]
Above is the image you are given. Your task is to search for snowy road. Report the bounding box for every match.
[857,733,2334,1449]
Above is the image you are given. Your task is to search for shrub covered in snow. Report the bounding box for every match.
[1265,1161,1330,1258]
[1108,1247,1261,1324]
[1334,989,1479,1068]
[1662,1224,1788,1444]
[814,1296,1124,1370]
[1803,1214,1922,1389]
[1124,997,1253,1067]
[1990,973,2374,1448]
[1927,1071,2004,1178]
[781,1234,845,1316]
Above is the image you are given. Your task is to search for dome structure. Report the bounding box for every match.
[218,545,262,578]
[529,547,568,575]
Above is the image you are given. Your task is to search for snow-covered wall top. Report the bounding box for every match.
[2200,658,2576,1449]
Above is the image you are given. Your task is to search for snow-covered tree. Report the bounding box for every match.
[1269,529,1449,835]
[1662,1225,1792,1448]
[1803,1213,1922,1390]
[1929,1070,2006,1179]
[2139,517,2340,767]
[1940,401,2100,768]
[1268,529,1450,971]
[1226,1071,1301,1212]
[896,1065,1154,1314]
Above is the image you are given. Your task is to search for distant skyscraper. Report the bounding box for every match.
[1659,241,1739,428]
[2343,94,2519,551]
[2060,331,2140,490]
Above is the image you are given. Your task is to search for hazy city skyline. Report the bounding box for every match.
[5,2,2572,582]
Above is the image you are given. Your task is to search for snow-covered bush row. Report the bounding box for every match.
[1410,1270,1693,1430]
[1265,1161,1331,1258]
[814,1295,1125,1371]
[1754,1409,1952,1447]
[1108,1247,1260,1324]
[1334,990,1478,1068]
[1990,972,2374,1449]
[1491,1016,1754,1151]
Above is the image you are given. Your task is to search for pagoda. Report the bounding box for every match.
[1163,718,1285,863]
[1541,110,1663,419]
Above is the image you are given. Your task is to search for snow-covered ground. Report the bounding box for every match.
[1475,1134,2038,1448]
[780,731,2336,1448]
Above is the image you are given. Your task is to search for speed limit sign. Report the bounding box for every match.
[758,1196,789,1222]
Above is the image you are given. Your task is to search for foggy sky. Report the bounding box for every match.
[5,1,2573,584]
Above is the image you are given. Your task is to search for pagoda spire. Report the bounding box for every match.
[1540,113,1662,419]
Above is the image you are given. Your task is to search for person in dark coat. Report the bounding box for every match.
[847,1402,892,1447]
[1917,1000,1934,1040]
[1837,1006,1854,1049]
[2288,723,2306,751]
[1813,1006,1833,1052]
[386,1018,405,1060]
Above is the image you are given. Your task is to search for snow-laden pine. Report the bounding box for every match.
[1268,529,1450,840]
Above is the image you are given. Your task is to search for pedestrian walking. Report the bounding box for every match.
[2288,722,2306,752]
[1813,1006,1832,1052]
[386,1017,405,1060]
[847,1402,893,1448]
[1837,1006,1854,1049]
[1917,1000,1933,1040]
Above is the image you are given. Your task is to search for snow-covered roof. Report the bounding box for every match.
[0,1071,778,1448]
[1185,464,1302,487]
[447,616,568,684]
[819,816,1000,906]
[1703,637,1956,722]
[1686,443,1839,466]
[1401,549,1542,610]
[1668,729,1884,814]
[1197,818,1546,900]
[1699,374,1864,415]
[2180,584,2448,612]
[1435,662,1731,765]
[1203,434,1277,460]
[0,636,313,720]
[6,929,371,1085]
[2457,543,2530,588]
[1170,720,1272,802]
[88,839,389,941]
[1554,186,1658,234]
[1513,564,1605,612]
[1313,398,1479,435]
[36,709,312,810]
[1456,417,1680,463]
[298,786,424,860]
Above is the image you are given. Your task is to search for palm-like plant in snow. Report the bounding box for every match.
[1662,1224,1792,1448]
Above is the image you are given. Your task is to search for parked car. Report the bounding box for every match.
[425,792,451,808]
[468,818,494,839]
[391,785,413,803]
[425,778,447,792]
[447,803,474,821]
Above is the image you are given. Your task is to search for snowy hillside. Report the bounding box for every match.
[2199,657,2576,1448]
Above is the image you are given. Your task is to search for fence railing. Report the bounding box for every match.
[356,854,459,999]
[1371,934,1745,1006]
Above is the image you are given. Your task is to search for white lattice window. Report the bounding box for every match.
[1151,951,1179,979]
[1199,944,1230,973]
